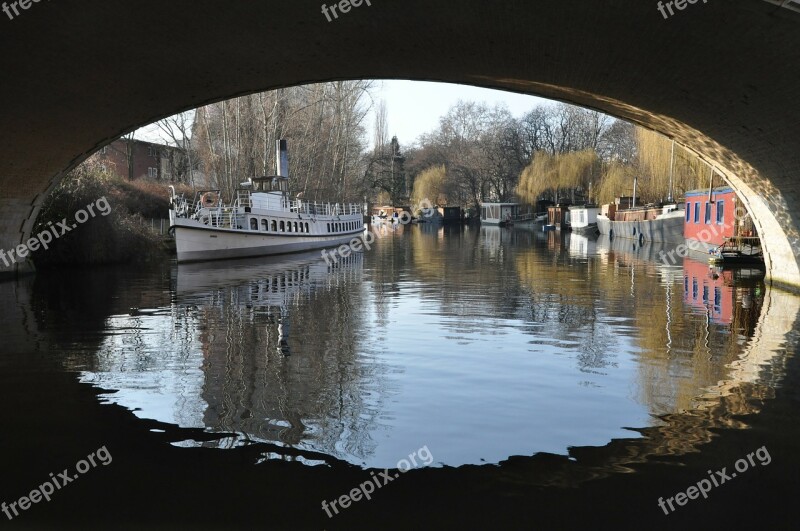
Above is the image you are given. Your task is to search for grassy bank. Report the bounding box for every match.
[33,161,192,267]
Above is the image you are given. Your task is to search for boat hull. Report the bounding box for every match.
[570,223,598,235]
[597,215,683,243]
[173,220,364,263]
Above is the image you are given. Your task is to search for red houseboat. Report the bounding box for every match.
[684,186,762,265]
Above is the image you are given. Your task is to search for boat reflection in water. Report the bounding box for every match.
[79,251,380,464]
[71,226,795,478]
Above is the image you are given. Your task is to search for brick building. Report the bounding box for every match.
[94,138,189,182]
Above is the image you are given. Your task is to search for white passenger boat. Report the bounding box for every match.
[168,141,363,263]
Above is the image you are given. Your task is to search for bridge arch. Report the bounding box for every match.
[0,0,798,287]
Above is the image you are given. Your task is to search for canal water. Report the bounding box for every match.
[1,224,797,529]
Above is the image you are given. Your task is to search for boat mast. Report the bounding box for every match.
[668,139,675,203]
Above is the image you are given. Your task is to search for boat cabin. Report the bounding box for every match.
[547,204,571,230]
[251,175,290,194]
[437,206,463,224]
[684,187,737,247]
[568,205,600,232]
[481,203,521,225]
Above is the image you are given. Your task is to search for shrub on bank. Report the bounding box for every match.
[32,161,178,267]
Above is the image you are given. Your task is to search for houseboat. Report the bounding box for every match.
[480,202,545,227]
[684,186,762,265]
[435,206,464,224]
[168,140,364,263]
[597,199,684,243]
[568,204,600,234]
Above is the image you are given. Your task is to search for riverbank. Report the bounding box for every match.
[32,163,189,267]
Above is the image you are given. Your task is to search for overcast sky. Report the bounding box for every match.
[135,80,553,147]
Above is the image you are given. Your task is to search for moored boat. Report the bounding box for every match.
[169,140,363,263]
[683,186,763,266]
[597,202,684,243]
[568,204,600,234]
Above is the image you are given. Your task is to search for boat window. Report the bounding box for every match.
[280,221,285,232]
[694,203,700,224]
[299,222,304,233]
[294,222,299,232]
[704,202,711,224]
[261,219,268,231]
[271,220,277,232]
[327,223,330,232]
[250,218,258,230]
[288,221,293,232]
[305,222,310,233]
[716,201,724,225]
[686,203,691,222]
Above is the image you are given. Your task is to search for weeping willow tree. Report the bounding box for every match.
[635,129,710,203]
[596,162,636,205]
[411,165,448,209]
[516,149,599,204]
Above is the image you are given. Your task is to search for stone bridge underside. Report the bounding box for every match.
[0,0,798,286]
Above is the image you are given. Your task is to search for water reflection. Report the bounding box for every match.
[60,226,793,470]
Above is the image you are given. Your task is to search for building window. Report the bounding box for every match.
[294,222,299,232]
[305,222,310,233]
[327,223,330,232]
[148,167,158,178]
[686,203,691,222]
[271,220,277,232]
[148,146,157,157]
[716,201,724,225]
[694,202,700,223]
[261,219,268,231]
[692,278,698,299]
[287,221,292,232]
[250,218,258,231]
[280,221,285,232]
[704,202,711,224]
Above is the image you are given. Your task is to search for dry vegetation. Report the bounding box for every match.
[33,162,186,267]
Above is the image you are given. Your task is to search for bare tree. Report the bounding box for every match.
[156,111,197,188]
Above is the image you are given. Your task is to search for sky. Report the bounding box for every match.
[374,80,551,145]
[135,80,553,147]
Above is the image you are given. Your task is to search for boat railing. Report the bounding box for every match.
[196,207,244,230]
[289,200,362,216]
[176,189,363,221]
[235,190,252,209]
